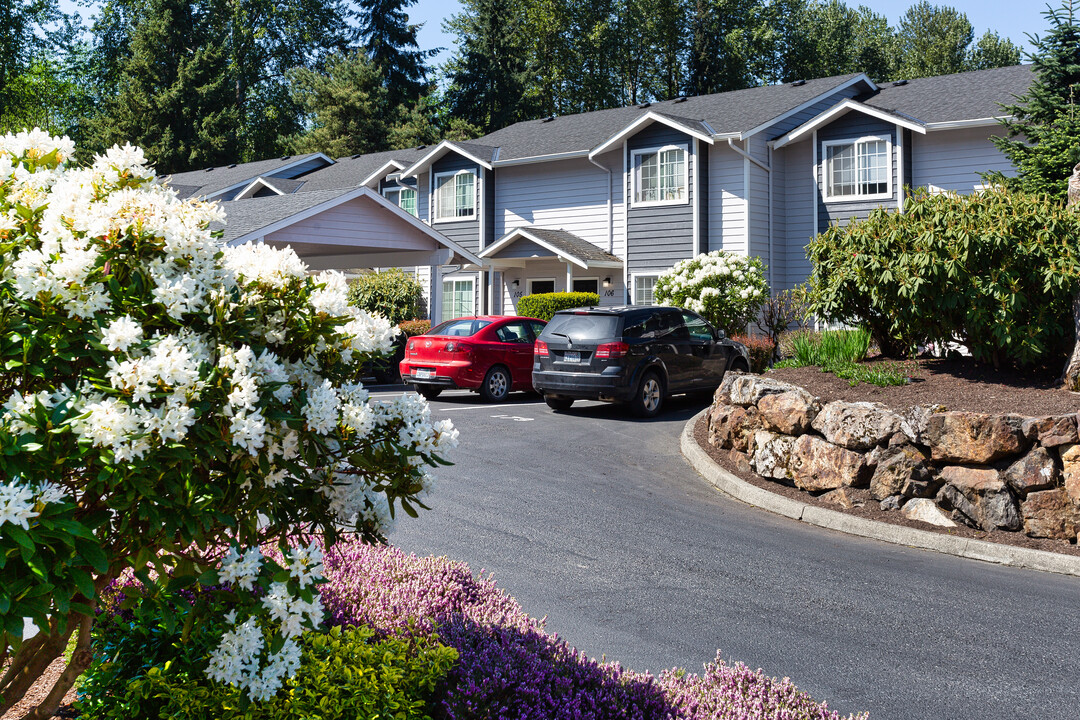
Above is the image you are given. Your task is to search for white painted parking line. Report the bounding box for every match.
[490,414,534,422]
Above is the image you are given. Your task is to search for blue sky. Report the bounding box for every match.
[62,0,1058,68]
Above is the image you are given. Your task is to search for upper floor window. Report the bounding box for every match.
[434,170,476,221]
[824,136,891,201]
[382,186,418,217]
[632,145,687,206]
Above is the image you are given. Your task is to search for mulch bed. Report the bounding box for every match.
[0,657,78,719]
[765,357,1080,417]
[692,417,1080,558]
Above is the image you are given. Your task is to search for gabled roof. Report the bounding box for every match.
[480,227,623,269]
[589,110,716,158]
[275,147,429,193]
[399,140,499,178]
[163,153,333,200]
[234,176,307,199]
[772,99,928,149]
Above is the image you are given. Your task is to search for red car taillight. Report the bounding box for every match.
[444,341,472,354]
[594,342,628,359]
[534,339,549,357]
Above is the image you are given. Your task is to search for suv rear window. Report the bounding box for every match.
[542,313,620,342]
[430,319,492,337]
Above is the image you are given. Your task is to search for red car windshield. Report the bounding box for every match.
[429,319,493,337]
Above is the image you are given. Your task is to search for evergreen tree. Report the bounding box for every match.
[387,91,482,148]
[355,0,436,109]
[685,0,760,95]
[285,50,388,157]
[894,1,973,79]
[445,0,532,132]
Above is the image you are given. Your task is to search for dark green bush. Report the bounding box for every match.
[347,268,426,326]
[516,292,599,321]
[808,187,1080,365]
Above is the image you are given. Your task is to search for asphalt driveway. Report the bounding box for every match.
[380,386,1080,720]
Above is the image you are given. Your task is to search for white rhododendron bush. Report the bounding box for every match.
[653,251,768,335]
[0,130,457,717]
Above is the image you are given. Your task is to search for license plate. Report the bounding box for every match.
[563,351,580,363]
[415,369,434,379]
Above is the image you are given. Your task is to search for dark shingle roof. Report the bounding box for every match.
[214,188,356,243]
[860,64,1034,124]
[164,153,328,198]
[290,147,428,193]
[477,74,866,160]
[500,227,621,265]
[262,177,306,194]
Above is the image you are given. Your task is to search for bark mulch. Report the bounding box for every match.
[0,657,78,719]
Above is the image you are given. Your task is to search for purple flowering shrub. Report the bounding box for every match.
[320,541,868,720]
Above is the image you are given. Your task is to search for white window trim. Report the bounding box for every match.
[433,169,477,223]
[527,277,557,295]
[630,143,690,208]
[441,276,475,321]
[631,273,659,306]
[571,276,599,294]
[821,135,893,203]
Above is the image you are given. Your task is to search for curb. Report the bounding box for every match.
[681,409,1080,578]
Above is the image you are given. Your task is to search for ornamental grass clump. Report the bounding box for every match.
[654,251,768,335]
[0,130,457,717]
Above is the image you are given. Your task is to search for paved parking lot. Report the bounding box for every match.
[377,385,1080,720]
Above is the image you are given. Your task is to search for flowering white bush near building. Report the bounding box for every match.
[653,251,769,335]
[0,130,458,716]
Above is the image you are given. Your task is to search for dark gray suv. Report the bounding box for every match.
[532,306,750,417]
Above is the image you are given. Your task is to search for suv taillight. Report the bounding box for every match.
[534,339,549,357]
[595,342,628,359]
[444,341,471,354]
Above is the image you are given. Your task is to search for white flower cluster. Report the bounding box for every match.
[207,544,324,700]
[0,479,69,529]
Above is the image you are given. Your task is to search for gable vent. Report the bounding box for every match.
[541,115,555,123]
[790,80,806,87]
[638,102,652,108]
[673,96,688,103]
[892,79,909,86]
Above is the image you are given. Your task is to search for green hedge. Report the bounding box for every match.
[347,268,425,326]
[808,187,1080,365]
[516,292,599,321]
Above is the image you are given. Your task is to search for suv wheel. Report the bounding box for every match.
[629,370,664,418]
[414,384,443,400]
[480,365,511,402]
[544,394,574,412]
[729,357,750,373]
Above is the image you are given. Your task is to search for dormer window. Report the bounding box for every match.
[823,136,891,201]
[632,144,688,206]
[434,170,476,221]
[382,185,418,217]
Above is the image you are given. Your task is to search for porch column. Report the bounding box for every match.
[566,262,573,293]
[431,265,442,322]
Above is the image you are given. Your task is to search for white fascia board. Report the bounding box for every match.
[235,177,285,199]
[203,152,334,200]
[589,111,714,159]
[480,228,591,270]
[492,149,591,167]
[740,74,878,140]
[359,160,406,188]
[228,186,483,267]
[399,140,494,178]
[925,116,1011,131]
[770,100,926,150]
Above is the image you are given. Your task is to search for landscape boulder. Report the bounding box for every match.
[936,466,1021,531]
[900,404,946,445]
[1061,443,1080,505]
[868,444,935,500]
[902,498,957,528]
[1020,415,1078,448]
[757,390,821,435]
[810,401,904,451]
[708,404,762,453]
[789,434,868,491]
[1002,447,1060,496]
[718,373,805,407]
[1021,488,1080,539]
[924,412,1027,464]
[749,430,795,480]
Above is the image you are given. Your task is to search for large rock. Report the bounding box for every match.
[810,401,903,451]
[749,430,795,480]
[902,498,957,527]
[708,404,762,453]
[1061,443,1080,505]
[718,373,806,407]
[1020,415,1078,448]
[1021,488,1080,539]
[936,466,1021,531]
[924,412,1028,464]
[1002,447,1060,496]
[757,390,821,435]
[789,434,868,491]
[868,444,935,500]
[901,404,946,445]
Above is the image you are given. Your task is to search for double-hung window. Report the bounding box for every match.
[824,137,891,200]
[441,278,474,320]
[634,275,658,305]
[382,186,418,217]
[632,145,687,205]
[434,170,476,221]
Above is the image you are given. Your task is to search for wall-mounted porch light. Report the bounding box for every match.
[511,279,520,288]
[603,277,612,288]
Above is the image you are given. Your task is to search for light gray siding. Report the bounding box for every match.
[626,124,696,276]
[911,125,1014,193]
[816,112,900,233]
[707,143,745,254]
[780,139,816,290]
[696,141,709,255]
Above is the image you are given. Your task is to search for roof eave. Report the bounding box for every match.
[359,159,406,187]
[588,111,715,160]
[400,140,494,178]
[925,116,1010,131]
[740,74,878,141]
[770,99,927,150]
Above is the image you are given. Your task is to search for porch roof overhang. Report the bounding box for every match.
[770,99,927,149]
[478,227,623,271]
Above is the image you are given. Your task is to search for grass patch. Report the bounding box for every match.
[779,328,915,387]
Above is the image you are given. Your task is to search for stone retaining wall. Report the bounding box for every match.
[706,374,1080,541]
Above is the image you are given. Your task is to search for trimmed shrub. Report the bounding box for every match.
[399,319,432,337]
[347,268,426,326]
[808,187,1080,365]
[654,252,769,336]
[731,335,775,373]
[517,291,599,321]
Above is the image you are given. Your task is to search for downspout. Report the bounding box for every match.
[587,156,614,255]
[727,138,772,284]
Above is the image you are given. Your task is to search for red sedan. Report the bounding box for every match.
[400,316,547,402]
